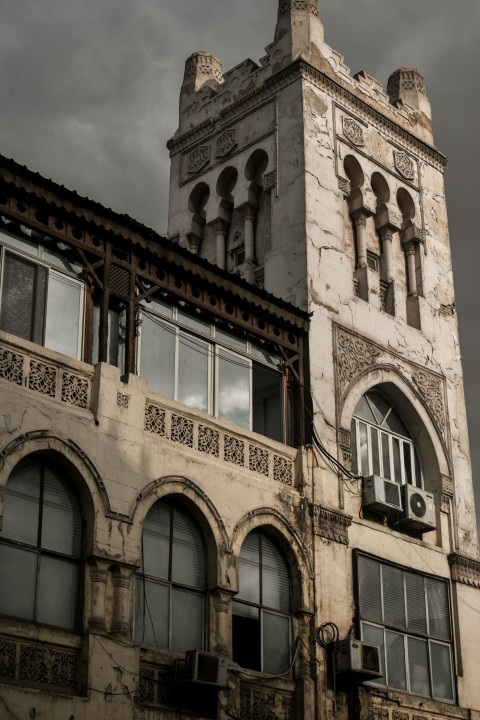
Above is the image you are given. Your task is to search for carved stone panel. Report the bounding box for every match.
[343,117,364,146]
[336,327,380,395]
[412,370,446,434]
[312,504,352,545]
[188,145,210,174]
[449,553,480,588]
[394,150,415,180]
[216,129,237,157]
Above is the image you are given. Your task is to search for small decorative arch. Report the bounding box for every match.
[229,507,313,612]
[344,154,365,192]
[188,182,210,215]
[131,475,228,588]
[216,166,238,201]
[244,148,268,188]
[397,187,416,225]
[371,172,390,206]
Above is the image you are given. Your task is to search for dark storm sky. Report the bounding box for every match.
[1,0,479,526]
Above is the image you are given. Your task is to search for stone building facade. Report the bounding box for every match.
[0,1,479,719]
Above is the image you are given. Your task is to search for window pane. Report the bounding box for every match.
[354,395,377,424]
[44,271,82,359]
[0,545,37,620]
[143,502,170,580]
[41,466,82,557]
[386,631,407,690]
[178,332,209,412]
[238,533,260,605]
[406,573,427,635]
[358,556,382,623]
[430,641,454,701]
[1,459,40,545]
[359,423,369,476]
[362,623,385,685]
[108,305,126,373]
[426,578,451,640]
[171,588,203,653]
[408,636,430,696]
[178,307,210,337]
[253,362,283,442]
[232,603,261,671]
[403,443,413,485]
[215,325,247,352]
[263,612,290,673]
[381,433,391,479]
[0,228,40,257]
[261,535,289,612]
[392,437,402,483]
[1,252,47,344]
[135,578,169,649]
[371,428,380,476]
[140,314,175,398]
[171,506,205,589]
[217,348,250,428]
[143,297,173,319]
[37,556,78,629]
[383,565,405,629]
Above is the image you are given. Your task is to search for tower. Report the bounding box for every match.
[167,0,480,716]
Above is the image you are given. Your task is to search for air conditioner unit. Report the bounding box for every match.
[362,475,402,514]
[399,484,436,532]
[183,651,228,688]
[334,639,382,679]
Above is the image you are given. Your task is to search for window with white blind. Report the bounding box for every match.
[0,456,83,631]
[352,390,422,487]
[137,298,284,443]
[232,530,291,674]
[357,554,454,701]
[135,499,206,653]
[0,228,85,360]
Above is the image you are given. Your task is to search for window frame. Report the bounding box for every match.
[0,230,85,361]
[352,391,422,488]
[134,499,207,654]
[354,551,456,703]
[232,530,292,674]
[137,298,285,440]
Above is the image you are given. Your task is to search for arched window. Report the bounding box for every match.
[352,390,422,487]
[232,530,291,673]
[135,499,206,653]
[0,456,83,630]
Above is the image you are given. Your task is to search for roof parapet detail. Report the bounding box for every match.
[272,0,324,69]
[387,67,432,121]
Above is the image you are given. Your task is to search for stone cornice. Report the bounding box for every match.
[449,553,480,588]
[167,59,447,172]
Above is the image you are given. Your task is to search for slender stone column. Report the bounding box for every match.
[211,588,234,657]
[379,227,394,282]
[405,243,418,296]
[239,203,257,283]
[111,566,134,639]
[352,211,368,269]
[88,560,108,633]
[209,218,230,270]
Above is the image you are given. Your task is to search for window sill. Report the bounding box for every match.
[364,685,462,714]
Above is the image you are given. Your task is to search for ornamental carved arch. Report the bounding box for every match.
[0,431,101,554]
[130,475,228,589]
[338,366,451,500]
[229,507,313,612]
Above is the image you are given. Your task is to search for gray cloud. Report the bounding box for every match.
[1,0,479,524]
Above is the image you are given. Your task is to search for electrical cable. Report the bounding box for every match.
[317,622,339,649]
[230,636,301,680]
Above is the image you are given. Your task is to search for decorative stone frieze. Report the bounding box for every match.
[334,326,448,444]
[279,0,319,16]
[311,504,352,545]
[0,337,92,410]
[117,391,129,407]
[449,553,480,588]
[412,369,446,434]
[394,150,415,180]
[342,116,364,145]
[240,682,295,720]
[336,327,380,394]
[338,176,350,195]
[0,635,79,693]
[188,145,210,174]
[215,128,237,157]
[370,702,465,720]
[263,170,277,191]
[144,399,295,484]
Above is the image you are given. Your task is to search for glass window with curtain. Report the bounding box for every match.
[232,530,291,674]
[0,238,85,361]
[351,390,422,487]
[135,499,206,653]
[357,553,454,702]
[0,456,83,631]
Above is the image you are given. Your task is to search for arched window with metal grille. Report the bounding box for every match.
[352,390,422,487]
